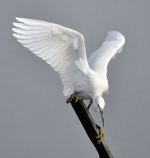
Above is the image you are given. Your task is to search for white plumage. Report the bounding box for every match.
[12,17,125,111]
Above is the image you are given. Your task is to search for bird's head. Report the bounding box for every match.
[95,96,105,111]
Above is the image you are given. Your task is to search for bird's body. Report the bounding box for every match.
[12,17,125,112]
[73,68,108,99]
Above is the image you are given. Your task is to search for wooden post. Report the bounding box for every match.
[68,98,114,158]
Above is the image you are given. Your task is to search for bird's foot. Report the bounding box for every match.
[96,128,105,144]
[66,94,80,103]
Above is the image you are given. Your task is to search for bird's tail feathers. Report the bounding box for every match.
[75,58,90,74]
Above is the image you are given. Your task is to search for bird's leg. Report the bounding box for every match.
[96,127,105,144]
[66,92,80,103]
[87,98,93,110]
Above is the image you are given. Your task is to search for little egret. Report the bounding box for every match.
[12,18,125,127]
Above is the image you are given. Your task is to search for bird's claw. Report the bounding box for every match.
[96,128,105,144]
[66,95,80,103]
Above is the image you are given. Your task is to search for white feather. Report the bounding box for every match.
[88,31,125,75]
[12,18,125,110]
[12,17,88,96]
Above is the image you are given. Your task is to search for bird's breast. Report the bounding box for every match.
[87,71,108,96]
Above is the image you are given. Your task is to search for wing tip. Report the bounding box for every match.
[15,17,32,23]
[13,22,19,27]
[15,17,22,21]
[12,27,16,32]
[12,33,19,38]
[106,31,125,44]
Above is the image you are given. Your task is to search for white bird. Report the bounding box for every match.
[12,18,125,126]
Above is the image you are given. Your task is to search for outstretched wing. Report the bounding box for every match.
[88,31,125,75]
[12,17,88,96]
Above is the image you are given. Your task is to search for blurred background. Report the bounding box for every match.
[0,0,150,157]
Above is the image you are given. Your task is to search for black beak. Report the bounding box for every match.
[100,110,104,127]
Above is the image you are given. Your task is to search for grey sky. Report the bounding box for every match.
[0,0,150,157]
